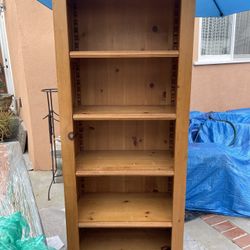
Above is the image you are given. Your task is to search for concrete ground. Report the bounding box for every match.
[29,171,250,250]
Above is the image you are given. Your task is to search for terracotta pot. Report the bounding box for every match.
[0,94,13,111]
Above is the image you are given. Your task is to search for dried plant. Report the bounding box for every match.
[0,81,4,90]
[0,109,14,142]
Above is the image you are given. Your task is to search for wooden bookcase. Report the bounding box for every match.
[52,0,195,249]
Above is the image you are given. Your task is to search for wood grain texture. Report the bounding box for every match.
[79,121,170,150]
[76,150,174,176]
[78,120,171,195]
[78,58,173,106]
[70,50,179,58]
[78,193,172,228]
[70,0,174,51]
[52,1,79,249]
[171,0,195,249]
[73,105,176,120]
[80,176,171,193]
[80,229,171,250]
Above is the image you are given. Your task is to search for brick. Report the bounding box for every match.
[213,221,235,233]
[201,214,215,220]
[223,227,247,240]
[233,234,250,248]
[204,215,227,226]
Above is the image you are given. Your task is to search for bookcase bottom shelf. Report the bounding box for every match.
[78,193,172,228]
[80,229,171,250]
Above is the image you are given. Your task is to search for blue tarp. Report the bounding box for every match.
[186,109,250,217]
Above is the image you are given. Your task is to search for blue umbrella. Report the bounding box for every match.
[196,0,250,17]
[37,0,52,9]
[38,0,250,17]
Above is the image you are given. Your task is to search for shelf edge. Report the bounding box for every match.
[70,50,179,59]
[78,222,173,228]
[76,170,174,177]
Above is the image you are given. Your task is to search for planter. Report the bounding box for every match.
[0,94,13,111]
[3,116,21,142]
[0,111,20,142]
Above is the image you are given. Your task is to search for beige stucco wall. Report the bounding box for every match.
[191,63,250,112]
[5,0,58,170]
[190,19,250,112]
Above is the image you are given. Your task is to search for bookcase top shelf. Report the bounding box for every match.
[70,50,179,59]
[73,105,176,121]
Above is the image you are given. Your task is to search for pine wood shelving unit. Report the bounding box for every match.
[52,0,195,249]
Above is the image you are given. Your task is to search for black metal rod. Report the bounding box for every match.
[42,88,60,200]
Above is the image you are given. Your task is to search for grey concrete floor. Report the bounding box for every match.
[29,170,250,250]
[29,171,67,249]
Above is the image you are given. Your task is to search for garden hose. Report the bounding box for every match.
[194,112,237,146]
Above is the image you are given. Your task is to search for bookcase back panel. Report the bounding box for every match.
[80,229,171,250]
[70,0,176,51]
[77,58,173,106]
[79,176,172,193]
[78,121,170,151]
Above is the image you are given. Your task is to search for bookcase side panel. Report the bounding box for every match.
[172,0,195,249]
[52,1,79,249]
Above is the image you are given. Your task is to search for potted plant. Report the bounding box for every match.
[0,108,20,142]
[0,80,13,111]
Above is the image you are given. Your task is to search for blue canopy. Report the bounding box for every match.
[196,0,250,17]
[37,0,52,9]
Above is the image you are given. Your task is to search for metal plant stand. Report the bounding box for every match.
[42,88,60,200]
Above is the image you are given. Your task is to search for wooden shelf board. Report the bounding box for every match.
[70,50,179,58]
[78,193,172,228]
[76,150,174,176]
[80,229,171,250]
[73,105,176,120]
